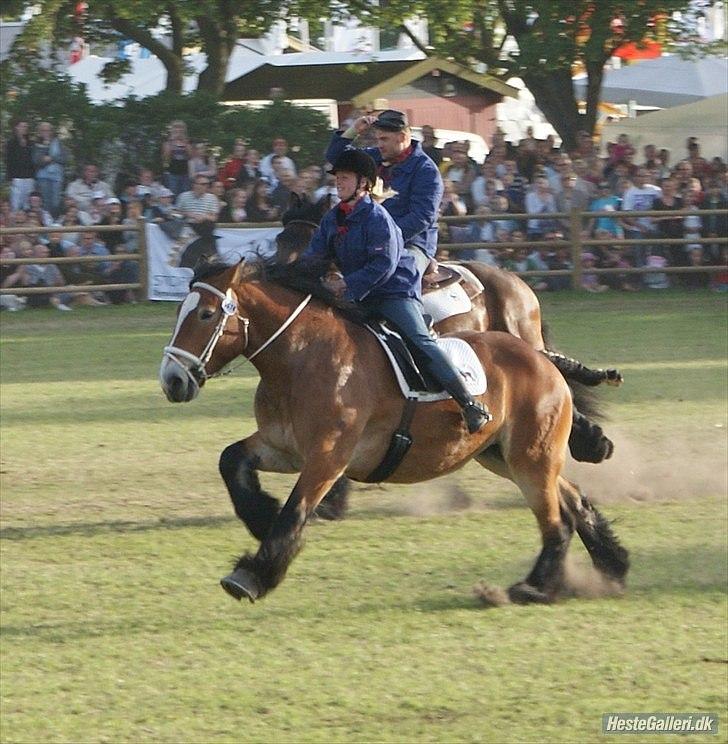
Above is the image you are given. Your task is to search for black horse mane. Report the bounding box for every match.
[281,194,327,226]
[189,257,367,324]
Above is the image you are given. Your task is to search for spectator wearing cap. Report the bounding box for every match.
[86,192,107,225]
[66,164,114,212]
[326,109,444,276]
[98,197,126,253]
[146,187,185,240]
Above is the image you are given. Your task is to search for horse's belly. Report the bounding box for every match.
[345,405,492,484]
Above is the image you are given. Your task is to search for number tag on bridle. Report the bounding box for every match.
[222,289,237,316]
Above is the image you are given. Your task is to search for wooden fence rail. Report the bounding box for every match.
[1,208,726,298]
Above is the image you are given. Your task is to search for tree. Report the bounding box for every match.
[5,0,276,96]
[329,0,706,150]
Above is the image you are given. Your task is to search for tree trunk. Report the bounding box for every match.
[109,15,184,95]
[196,7,238,97]
[521,67,583,151]
[584,58,607,135]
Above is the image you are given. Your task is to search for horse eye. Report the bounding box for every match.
[198,306,216,321]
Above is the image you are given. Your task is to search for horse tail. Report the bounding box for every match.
[559,482,630,584]
[541,322,614,463]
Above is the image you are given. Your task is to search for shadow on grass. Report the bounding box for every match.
[0,514,236,541]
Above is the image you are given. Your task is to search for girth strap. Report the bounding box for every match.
[363,397,418,483]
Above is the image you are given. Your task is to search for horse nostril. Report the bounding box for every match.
[167,372,186,400]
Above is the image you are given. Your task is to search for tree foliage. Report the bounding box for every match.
[2,74,332,186]
[5,0,279,95]
[321,0,704,149]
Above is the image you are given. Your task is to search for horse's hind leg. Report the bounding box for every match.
[543,350,623,387]
[558,478,630,584]
[476,448,573,604]
[314,476,350,520]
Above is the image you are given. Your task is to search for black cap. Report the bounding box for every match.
[372,109,409,132]
[327,149,378,186]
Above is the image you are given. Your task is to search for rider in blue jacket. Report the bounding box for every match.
[303,149,491,434]
[326,109,444,276]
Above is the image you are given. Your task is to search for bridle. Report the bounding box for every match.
[163,280,311,388]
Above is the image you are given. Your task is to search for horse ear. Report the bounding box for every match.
[289,192,302,211]
[231,261,246,284]
[235,259,262,282]
[319,193,334,214]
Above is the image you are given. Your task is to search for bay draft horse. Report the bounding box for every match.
[277,196,623,518]
[159,259,629,606]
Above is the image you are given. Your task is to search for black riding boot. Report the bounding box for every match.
[443,375,493,434]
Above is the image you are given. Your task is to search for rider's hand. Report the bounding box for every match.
[423,258,440,286]
[322,273,347,298]
[353,115,376,134]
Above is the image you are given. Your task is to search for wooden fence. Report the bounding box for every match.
[0,208,726,300]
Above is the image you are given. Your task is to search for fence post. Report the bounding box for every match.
[137,217,149,300]
[570,207,583,290]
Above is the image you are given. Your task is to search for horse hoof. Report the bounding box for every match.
[508,582,552,605]
[220,568,261,603]
[605,369,623,387]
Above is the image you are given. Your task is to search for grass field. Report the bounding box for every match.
[1,290,726,743]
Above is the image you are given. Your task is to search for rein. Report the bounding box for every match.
[163,280,312,385]
[282,219,320,230]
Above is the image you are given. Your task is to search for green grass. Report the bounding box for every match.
[1,291,727,743]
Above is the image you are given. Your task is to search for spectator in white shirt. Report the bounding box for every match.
[621,167,662,268]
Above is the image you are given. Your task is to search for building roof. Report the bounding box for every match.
[576,54,728,109]
[601,93,728,161]
[223,52,519,105]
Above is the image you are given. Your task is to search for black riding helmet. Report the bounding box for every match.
[328,149,378,189]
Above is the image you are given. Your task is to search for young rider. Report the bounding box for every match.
[302,149,491,434]
[326,109,443,279]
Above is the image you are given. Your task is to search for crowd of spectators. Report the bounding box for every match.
[433,127,728,292]
[2,117,727,312]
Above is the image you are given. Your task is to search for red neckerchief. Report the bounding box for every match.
[377,145,414,188]
[336,199,356,235]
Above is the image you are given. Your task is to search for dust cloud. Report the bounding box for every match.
[565,423,727,504]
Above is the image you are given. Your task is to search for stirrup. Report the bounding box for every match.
[462,402,492,434]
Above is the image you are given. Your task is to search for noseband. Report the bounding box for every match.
[163,281,311,386]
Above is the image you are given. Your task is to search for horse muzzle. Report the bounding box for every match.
[159,354,204,403]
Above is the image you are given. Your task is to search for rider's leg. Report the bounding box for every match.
[373,296,492,434]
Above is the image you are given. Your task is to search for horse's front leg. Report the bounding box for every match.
[221,457,346,603]
[219,432,297,542]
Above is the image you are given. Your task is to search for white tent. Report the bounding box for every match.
[576,55,728,109]
[601,93,728,162]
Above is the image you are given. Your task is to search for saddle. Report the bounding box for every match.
[366,321,487,403]
[422,263,462,290]
[420,263,484,325]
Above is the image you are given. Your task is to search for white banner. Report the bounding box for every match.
[146,224,282,301]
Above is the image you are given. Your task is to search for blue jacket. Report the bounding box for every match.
[303,195,420,303]
[326,134,444,259]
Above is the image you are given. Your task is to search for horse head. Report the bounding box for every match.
[276,193,330,264]
[159,259,254,402]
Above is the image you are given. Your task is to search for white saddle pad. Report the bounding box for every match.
[422,264,484,323]
[371,331,487,403]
